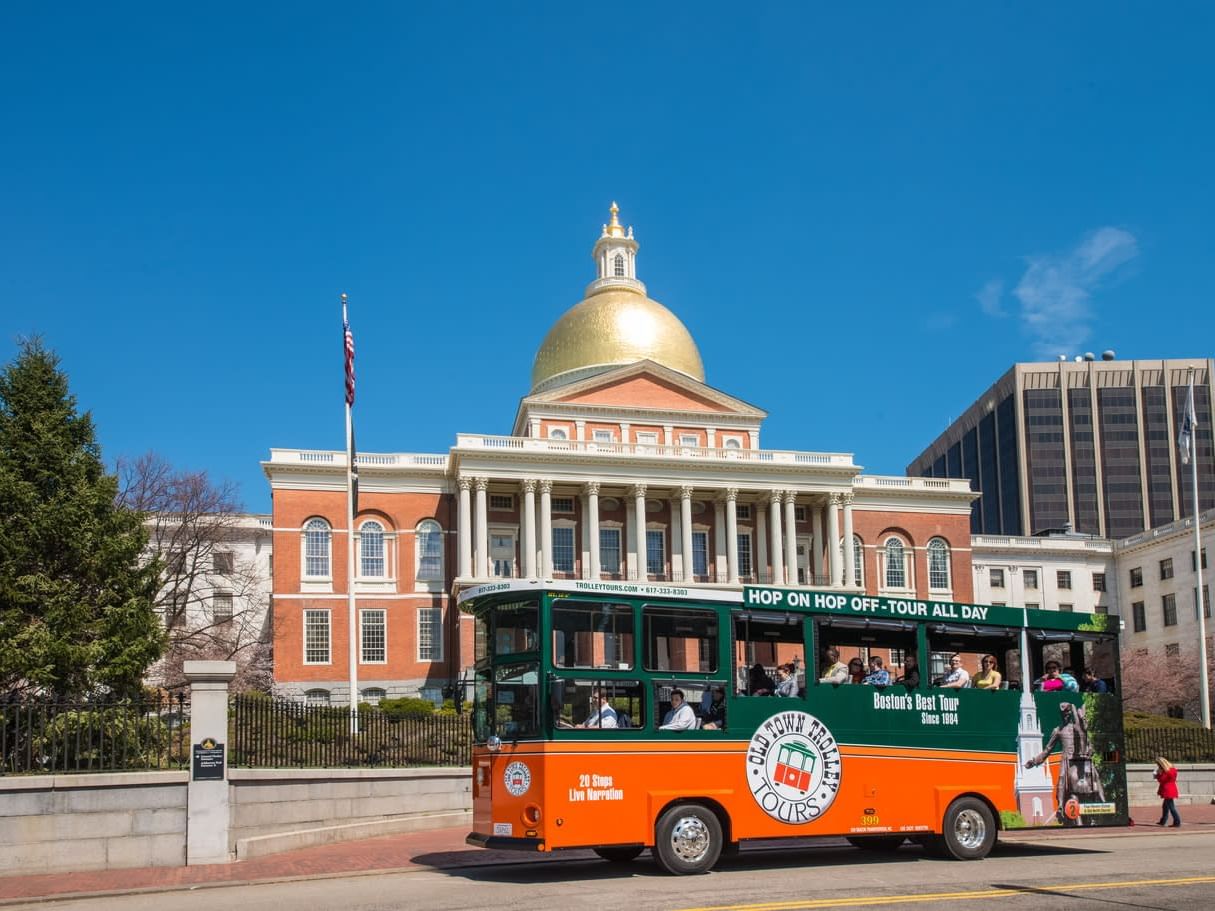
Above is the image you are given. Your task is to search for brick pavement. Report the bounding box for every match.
[1,804,1212,905]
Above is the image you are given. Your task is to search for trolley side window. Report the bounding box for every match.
[552,600,634,669]
[551,678,643,730]
[926,624,1020,689]
[643,606,718,673]
[815,617,918,687]
[733,611,806,696]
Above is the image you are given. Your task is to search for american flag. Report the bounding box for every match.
[1179,377,1197,466]
[343,309,356,407]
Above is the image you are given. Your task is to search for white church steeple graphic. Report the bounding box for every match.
[1014,687,1055,824]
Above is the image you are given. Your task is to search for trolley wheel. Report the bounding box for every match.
[593,846,644,863]
[934,797,997,860]
[653,803,723,875]
[846,835,906,852]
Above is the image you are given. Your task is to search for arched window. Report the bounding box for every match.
[927,538,950,590]
[613,253,626,276]
[853,536,865,586]
[303,518,331,578]
[723,437,742,449]
[362,687,386,706]
[304,689,331,707]
[884,538,906,589]
[548,428,568,440]
[360,520,385,577]
[416,519,444,581]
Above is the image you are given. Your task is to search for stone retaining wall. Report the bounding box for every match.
[0,771,187,876]
[1126,763,1215,806]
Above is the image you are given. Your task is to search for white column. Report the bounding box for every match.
[670,494,682,580]
[784,492,798,586]
[586,481,601,579]
[707,428,717,449]
[713,500,727,582]
[811,503,824,583]
[184,661,236,865]
[663,425,674,446]
[725,488,740,584]
[522,479,537,578]
[528,417,540,438]
[474,478,489,579]
[457,477,472,579]
[768,491,784,585]
[680,486,694,582]
[827,494,842,587]
[842,492,856,587]
[756,503,769,584]
[633,484,647,580]
[539,480,553,577]
[575,420,586,442]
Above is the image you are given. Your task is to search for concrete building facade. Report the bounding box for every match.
[908,358,1215,540]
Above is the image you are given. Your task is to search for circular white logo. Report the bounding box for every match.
[503,760,532,797]
[746,711,842,824]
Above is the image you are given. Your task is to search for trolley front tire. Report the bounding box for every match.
[937,797,997,860]
[594,846,644,863]
[653,803,723,875]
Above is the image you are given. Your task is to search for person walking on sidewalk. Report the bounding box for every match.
[1155,756,1181,827]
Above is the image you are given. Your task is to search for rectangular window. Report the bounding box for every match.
[212,591,233,622]
[1197,585,1211,620]
[644,606,717,673]
[646,529,665,576]
[1059,603,1074,613]
[552,601,633,669]
[1056,570,1072,590]
[600,528,621,575]
[304,530,329,578]
[418,607,443,661]
[1165,643,1181,658]
[1025,602,1040,610]
[552,526,575,573]
[490,532,515,578]
[1163,593,1178,627]
[1024,569,1039,590]
[361,609,386,663]
[1193,549,1208,572]
[551,497,575,514]
[635,431,659,446]
[990,568,1005,588]
[733,612,803,695]
[678,433,699,446]
[1095,603,1109,615]
[304,610,331,664]
[489,494,514,510]
[736,504,752,520]
[1130,567,1143,588]
[795,506,807,523]
[737,532,753,578]
[1160,558,1174,581]
[1092,573,1106,592]
[212,552,234,574]
[1132,601,1146,632]
[594,429,616,443]
[692,531,709,578]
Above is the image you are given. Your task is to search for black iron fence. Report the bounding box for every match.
[1125,726,1215,763]
[0,694,191,775]
[229,694,471,768]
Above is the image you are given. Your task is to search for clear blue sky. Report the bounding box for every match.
[3,4,1213,512]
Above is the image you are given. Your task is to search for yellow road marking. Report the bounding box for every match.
[675,875,1215,911]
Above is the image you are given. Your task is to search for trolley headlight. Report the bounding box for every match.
[487,735,502,753]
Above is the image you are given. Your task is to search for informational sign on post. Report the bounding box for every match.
[192,737,225,781]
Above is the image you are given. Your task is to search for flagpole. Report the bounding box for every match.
[1187,366,1210,729]
[343,293,359,734]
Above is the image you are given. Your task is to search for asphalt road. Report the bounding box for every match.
[10,831,1214,911]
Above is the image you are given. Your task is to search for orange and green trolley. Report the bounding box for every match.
[462,580,1126,874]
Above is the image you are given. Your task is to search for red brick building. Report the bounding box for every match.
[264,205,976,704]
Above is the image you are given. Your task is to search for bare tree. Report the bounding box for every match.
[117,452,272,692]
[1120,647,1198,716]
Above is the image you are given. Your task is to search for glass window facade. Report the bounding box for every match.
[1141,386,1175,528]
[1067,387,1101,534]
[1098,386,1145,539]
[1174,383,1215,515]
[1023,388,1068,534]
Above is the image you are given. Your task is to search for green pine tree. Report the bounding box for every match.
[0,338,164,698]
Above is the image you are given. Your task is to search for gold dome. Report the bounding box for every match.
[531,286,705,392]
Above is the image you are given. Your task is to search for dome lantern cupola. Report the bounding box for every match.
[530,203,705,393]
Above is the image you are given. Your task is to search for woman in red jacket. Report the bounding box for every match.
[1155,756,1181,827]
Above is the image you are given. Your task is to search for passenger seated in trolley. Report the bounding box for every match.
[659,688,698,731]
[578,689,618,728]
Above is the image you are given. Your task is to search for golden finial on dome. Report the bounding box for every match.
[604,201,626,238]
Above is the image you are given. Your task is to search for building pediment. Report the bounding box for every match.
[514,360,766,433]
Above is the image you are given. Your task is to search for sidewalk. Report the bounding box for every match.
[2,804,1212,905]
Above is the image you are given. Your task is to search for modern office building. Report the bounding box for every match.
[263,205,977,704]
[908,358,1215,540]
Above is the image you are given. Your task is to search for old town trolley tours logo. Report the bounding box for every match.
[503,761,532,797]
[746,711,841,824]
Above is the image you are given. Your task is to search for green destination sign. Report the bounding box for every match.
[742,587,1028,628]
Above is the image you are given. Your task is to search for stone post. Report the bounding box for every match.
[184,660,236,865]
